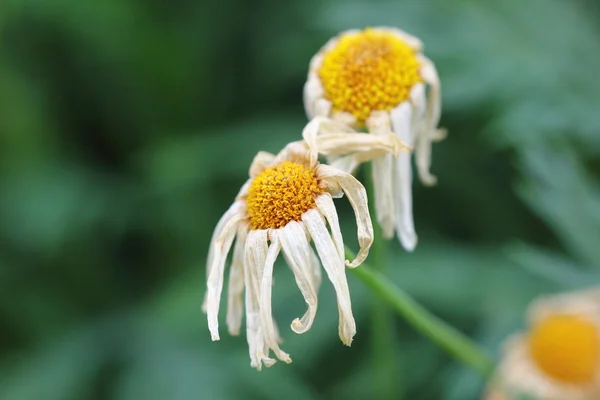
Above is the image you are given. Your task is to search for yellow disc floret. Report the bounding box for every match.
[246,161,324,230]
[318,28,422,126]
[528,314,600,384]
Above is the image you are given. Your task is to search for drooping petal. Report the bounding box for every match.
[202,201,245,313]
[206,212,245,341]
[226,224,248,336]
[259,232,291,363]
[317,164,373,268]
[390,102,418,252]
[244,230,276,370]
[366,111,397,239]
[417,55,442,186]
[315,194,344,259]
[372,153,395,238]
[280,221,319,334]
[302,209,356,345]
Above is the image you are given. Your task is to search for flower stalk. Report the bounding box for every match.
[346,247,495,377]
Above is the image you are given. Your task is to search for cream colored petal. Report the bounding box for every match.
[331,110,358,128]
[303,73,325,120]
[303,209,356,345]
[273,140,317,169]
[259,233,292,363]
[391,102,418,252]
[317,164,373,268]
[416,55,442,186]
[202,201,245,313]
[244,230,276,369]
[315,194,344,259]
[497,334,597,400]
[249,151,276,178]
[372,153,395,239]
[280,221,319,334]
[314,132,408,157]
[226,224,248,336]
[206,212,245,341]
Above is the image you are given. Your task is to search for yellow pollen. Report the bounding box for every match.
[246,161,324,230]
[318,28,422,126]
[527,314,600,384]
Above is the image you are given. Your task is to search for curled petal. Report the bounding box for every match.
[391,102,418,252]
[206,212,245,341]
[317,164,373,268]
[259,233,292,363]
[280,221,318,334]
[303,209,356,345]
[244,230,276,369]
[417,55,442,186]
[315,194,344,259]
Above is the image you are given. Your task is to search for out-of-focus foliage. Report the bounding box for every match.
[1,0,600,399]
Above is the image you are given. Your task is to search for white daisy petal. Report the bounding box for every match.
[317,164,373,268]
[249,151,276,178]
[226,224,248,336]
[244,229,276,369]
[391,102,418,251]
[315,194,344,259]
[259,232,292,363]
[202,201,245,313]
[302,209,356,345]
[206,212,245,341]
[280,221,319,334]
[372,153,395,239]
[417,55,442,186]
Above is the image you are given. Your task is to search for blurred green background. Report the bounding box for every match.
[2,0,600,399]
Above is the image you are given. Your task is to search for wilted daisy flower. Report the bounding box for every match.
[203,126,375,370]
[304,27,445,251]
[490,287,600,400]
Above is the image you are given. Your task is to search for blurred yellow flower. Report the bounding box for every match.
[202,126,374,370]
[489,287,600,400]
[304,27,444,251]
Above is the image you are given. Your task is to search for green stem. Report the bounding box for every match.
[365,165,399,400]
[346,247,495,377]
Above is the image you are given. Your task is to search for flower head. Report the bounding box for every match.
[304,27,445,251]
[491,287,600,400]
[203,128,374,370]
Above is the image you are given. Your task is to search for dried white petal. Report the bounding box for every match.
[249,151,276,178]
[206,212,245,341]
[391,102,418,252]
[226,224,248,336]
[280,221,318,334]
[202,201,245,312]
[303,209,356,345]
[259,233,292,363]
[244,230,276,369]
[317,164,373,268]
[315,194,344,259]
[416,55,442,186]
[372,153,395,239]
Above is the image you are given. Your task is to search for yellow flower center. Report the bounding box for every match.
[246,161,323,230]
[318,28,422,127]
[528,314,600,384]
